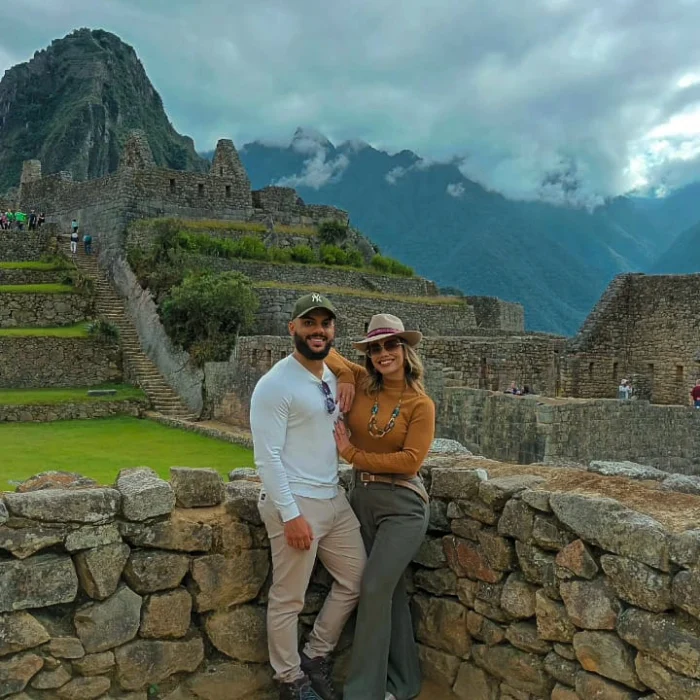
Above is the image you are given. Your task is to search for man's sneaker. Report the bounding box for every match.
[300,651,339,700]
[279,675,323,700]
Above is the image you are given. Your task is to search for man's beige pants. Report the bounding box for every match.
[259,491,366,683]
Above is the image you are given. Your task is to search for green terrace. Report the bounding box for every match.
[0,385,145,406]
[0,322,91,337]
[0,261,71,270]
[133,218,318,237]
[0,283,75,294]
[253,281,466,305]
[0,416,254,490]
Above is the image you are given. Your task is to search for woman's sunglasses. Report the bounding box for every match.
[366,338,404,356]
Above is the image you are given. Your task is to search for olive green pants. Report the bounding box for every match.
[343,479,430,700]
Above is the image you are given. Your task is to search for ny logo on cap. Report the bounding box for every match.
[311,293,323,303]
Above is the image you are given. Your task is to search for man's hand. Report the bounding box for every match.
[284,515,314,550]
[336,382,356,413]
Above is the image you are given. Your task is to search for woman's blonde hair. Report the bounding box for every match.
[363,341,426,395]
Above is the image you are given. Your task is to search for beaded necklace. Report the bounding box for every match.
[368,383,406,439]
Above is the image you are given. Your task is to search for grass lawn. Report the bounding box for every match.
[0,385,144,406]
[0,416,254,490]
[0,322,90,338]
[0,261,70,270]
[0,283,74,294]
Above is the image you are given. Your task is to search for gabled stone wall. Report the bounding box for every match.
[3,458,700,699]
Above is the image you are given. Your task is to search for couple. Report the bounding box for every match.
[250,292,435,700]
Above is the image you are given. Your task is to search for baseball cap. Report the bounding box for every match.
[291,293,336,320]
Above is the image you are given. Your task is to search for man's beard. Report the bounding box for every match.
[294,332,332,360]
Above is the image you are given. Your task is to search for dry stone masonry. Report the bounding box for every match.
[0,293,93,328]
[2,456,700,699]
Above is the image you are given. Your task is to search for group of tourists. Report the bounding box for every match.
[1,210,45,230]
[251,293,433,700]
[68,219,92,256]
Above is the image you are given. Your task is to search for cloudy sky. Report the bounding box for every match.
[2,0,700,204]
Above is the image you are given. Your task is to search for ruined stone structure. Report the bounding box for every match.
[2,458,700,699]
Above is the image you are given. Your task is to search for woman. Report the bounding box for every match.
[325,313,435,700]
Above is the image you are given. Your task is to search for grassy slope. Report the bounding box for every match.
[0,323,90,337]
[0,385,144,405]
[0,417,254,490]
[0,284,74,294]
[0,262,70,270]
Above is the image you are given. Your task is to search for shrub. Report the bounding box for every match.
[344,247,365,268]
[87,319,120,342]
[289,245,317,263]
[234,236,268,260]
[62,269,95,295]
[370,254,414,277]
[318,220,349,245]
[269,247,292,263]
[161,271,259,365]
[318,245,364,268]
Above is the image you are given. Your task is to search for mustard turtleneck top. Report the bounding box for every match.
[325,349,435,477]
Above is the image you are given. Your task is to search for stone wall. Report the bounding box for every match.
[0,231,52,262]
[438,386,700,473]
[467,296,525,332]
[0,397,144,422]
[0,337,121,388]
[254,287,477,337]
[0,268,67,285]
[3,459,700,699]
[564,273,700,405]
[0,293,93,328]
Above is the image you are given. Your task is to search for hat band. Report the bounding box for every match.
[366,327,403,339]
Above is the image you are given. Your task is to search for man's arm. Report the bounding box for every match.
[250,379,300,522]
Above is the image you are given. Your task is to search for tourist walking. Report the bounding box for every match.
[250,293,366,700]
[28,211,37,231]
[618,379,632,400]
[691,379,700,408]
[70,229,79,256]
[326,313,434,700]
[83,233,93,255]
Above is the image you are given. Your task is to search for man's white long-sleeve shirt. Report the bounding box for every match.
[250,355,340,522]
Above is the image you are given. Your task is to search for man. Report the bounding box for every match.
[250,293,365,700]
[691,379,700,409]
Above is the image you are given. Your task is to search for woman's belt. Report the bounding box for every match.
[357,471,429,504]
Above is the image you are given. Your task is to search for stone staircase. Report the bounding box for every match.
[70,244,197,420]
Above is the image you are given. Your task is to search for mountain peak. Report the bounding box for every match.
[290,127,334,153]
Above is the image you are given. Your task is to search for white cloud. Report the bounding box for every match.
[4,1,700,201]
[446,182,465,198]
[385,166,406,185]
[275,143,349,190]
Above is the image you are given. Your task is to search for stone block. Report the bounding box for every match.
[48,637,85,658]
[661,474,700,496]
[213,521,254,554]
[551,684,578,700]
[224,481,263,525]
[574,670,640,700]
[456,578,478,607]
[413,567,458,596]
[116,468,175,521]
[65,523,122,552]
[115,636,204,691]
[560,578,621,630]
[430,467,486,499]
[428,499,450,532]
[30,661,71,689]
[72,651,115,676]
[170,467,225,508]
[550,493,670,572]
[555,539,598,580]
[412,594,471,658]
[120,520,212,552]
[471,643,554,696]
[477,529,515,571]
[532,515,574,551]
[0,652,44,698]
[501,573,537,619]
[205,605,267,662]
[635,652,700,699]
[670,529,700,566]
[74,543,130,600]
[140,588,192,639]
[189,551,270,612]
[672,568,700,620]
[453,661,499,699]
[467,611,505,645]
[520,489,552,513]
[0,554,78,612]
[4,488,120,524]
[56,675,111,698]
[451,517,483,541]
[413,536,447,568]
[588,460,666,480]
[443,535,502,583]
[74,585,142,653]
[573,631,644,689]
[618,607,700,680]
[455,499,498,525]
[0,499,7,526]
[417,644,461,687]
[478,476,545,509]
[543,650,578,687]
[601,554,672,613]
[0,524,70,559]
[535,590,575,642]
[497,499,535,542]
[185,659,274,700]
[123,550,190,594]
[0,612,50,657]
[515,541,557,592]
[505,621,551,654]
